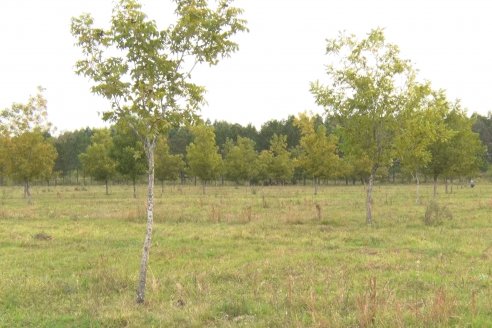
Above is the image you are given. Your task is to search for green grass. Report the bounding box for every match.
[0,182,491,327]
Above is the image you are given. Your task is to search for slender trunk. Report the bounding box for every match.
[445,178,449,194]
[76,169,79,184]
[433,175,438,197]
[161,179,164,193]
[415,171,420,204]
[24,180,32,204]
[105,179,109,195]
[314,177,318,195]
[366,173,374,225]
[136,138,156,304]
[133,177,137,199]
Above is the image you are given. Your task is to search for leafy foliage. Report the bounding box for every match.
[155,136,185,183]
[223,136,258,184]
[79,129,116,193]
[295,113,339,183]
[6,130,57,188]
[186,124,222,188]
[110,123,146,191]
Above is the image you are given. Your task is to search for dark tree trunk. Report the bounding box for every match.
[24,180,32,204]
[133,177,137,199]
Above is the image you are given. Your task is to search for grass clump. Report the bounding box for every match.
[424,199,453,226]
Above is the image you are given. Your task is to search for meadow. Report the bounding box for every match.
[0,182,491,327]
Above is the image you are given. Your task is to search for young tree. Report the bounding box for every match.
[54,128,93,183]
[295,113,339,194]
[223,136,258,184]
[111,123,147,198]
[311,29,415,224]
[7,131,57,201]
[155,136,185,191]
[186,124,222,193]
[71,0,246,303]
[426,104,485,195]
[395,87,450,203]
[0,87,56,202]
[79,129,116,195]
[266,134,294,184]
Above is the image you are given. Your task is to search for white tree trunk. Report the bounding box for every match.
[136,139,156,304]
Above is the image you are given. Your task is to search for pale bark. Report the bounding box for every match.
[136,139,156,304]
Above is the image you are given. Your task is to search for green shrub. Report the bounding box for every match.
[424,200,453,226]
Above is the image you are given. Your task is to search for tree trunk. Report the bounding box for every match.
[366,173,374,225]
[24,180,32,204]
[314,177,318,195]
[445,178,449,194]
[133,177,137,199]
[415,172,420,205]
[136,138,156,304]
[433,175,438,197]
[105,179,109,195]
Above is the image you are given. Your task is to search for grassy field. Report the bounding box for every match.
[0,182,491,327]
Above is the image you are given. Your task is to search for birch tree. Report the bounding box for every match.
[311,29,414,224]
[71,0,246,303]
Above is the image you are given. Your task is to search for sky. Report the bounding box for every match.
[1,0,491,133]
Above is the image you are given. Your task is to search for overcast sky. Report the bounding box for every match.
[1,0,491,133]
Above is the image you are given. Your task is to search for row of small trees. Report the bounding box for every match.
[1,89,485,203]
